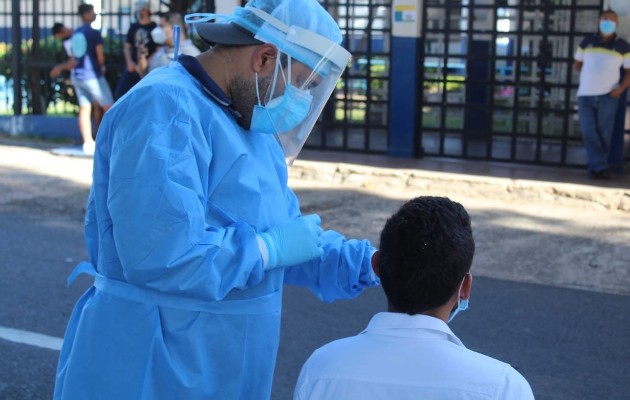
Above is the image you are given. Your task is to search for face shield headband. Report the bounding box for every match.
[185,7,351,164]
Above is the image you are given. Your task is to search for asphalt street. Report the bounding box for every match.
[0,137,629,399]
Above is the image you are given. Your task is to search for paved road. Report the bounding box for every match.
[0,138,629,399]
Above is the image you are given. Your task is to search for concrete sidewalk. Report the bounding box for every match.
[2,136,627,296]
[295,149,630,213]
[1,135,629,213]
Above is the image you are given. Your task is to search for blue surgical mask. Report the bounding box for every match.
[448,277,469,323]
[600,20,616,35]
[251,79,313,135]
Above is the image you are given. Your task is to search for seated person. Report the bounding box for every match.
[294,196,535,400]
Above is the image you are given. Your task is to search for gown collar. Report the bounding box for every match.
[178,54,242,119]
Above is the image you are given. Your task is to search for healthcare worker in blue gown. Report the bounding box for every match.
[53,0,379,399]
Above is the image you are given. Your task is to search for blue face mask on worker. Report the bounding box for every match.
[599,19,616,35]
[251,57,314,135]
[448,276,469,323]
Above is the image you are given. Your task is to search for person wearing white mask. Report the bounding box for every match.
[295,196,535,400]
[138,11,200,75]
[574,9,630,179]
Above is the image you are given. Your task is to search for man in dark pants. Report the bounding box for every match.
[113,0,157,100]
[575,10,630,179]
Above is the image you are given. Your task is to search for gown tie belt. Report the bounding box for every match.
[67,261,281,315]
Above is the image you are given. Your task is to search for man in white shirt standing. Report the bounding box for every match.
[294,196,535,400]
[574,10,630,179]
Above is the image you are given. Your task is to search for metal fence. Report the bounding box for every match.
[419,0,607,166]
[306,0,392,154]
[3,1,626,167]
[0,0,392,156]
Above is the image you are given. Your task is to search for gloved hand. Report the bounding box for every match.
[258,214,324,270]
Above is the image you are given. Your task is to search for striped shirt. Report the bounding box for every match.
[574,34,630,96]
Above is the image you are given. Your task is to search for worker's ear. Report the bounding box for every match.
[252,44,278,74]
[371,250,380,277]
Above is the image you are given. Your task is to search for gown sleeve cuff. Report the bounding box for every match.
[257,235,270,270]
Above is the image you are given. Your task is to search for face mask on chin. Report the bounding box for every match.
[448,275,470,323]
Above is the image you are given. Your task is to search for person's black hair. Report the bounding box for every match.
[52,22,65,36]
[600,9,617,18]
[378,196,475,315]
[78,3,94,16]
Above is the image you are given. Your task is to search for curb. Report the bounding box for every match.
[290,160,630,214]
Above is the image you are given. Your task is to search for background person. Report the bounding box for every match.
[50,23,76,79]
[53,1,379,399]
[575,9,630,179]
[295,196,535,400]
[68,4,113,156]
[50,22,105,142]
[114,0,157,99]
[137,11,200,75]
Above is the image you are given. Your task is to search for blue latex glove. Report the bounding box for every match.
[258,214,324,270]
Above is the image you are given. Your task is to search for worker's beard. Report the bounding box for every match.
[231,73,272,130]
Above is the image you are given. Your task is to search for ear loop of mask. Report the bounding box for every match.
[184,13,223,24]
[255,72,262,106]
[256,55,284,106]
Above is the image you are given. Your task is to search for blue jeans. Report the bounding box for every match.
[577,94,619,172]
[114,70,141,101]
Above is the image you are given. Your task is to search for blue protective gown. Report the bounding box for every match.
[53,57,379,400]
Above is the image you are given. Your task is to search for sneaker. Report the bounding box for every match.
[82,141,95,156]
[596,169,611,179]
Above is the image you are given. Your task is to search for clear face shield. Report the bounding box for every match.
[248,7,350,164]
[186,3,351,164]
[251,51,346,164]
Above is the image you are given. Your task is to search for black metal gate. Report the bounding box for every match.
[1,0,392,156]
[5,0,621,168]
[419,0,606,166]
[307,0,392,154]
[0,0,202,117]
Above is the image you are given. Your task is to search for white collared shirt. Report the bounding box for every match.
[294,312,535,400]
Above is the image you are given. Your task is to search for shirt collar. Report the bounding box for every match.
[596,33,618,43]
[361,312,465,347]
[177,54,242,119]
